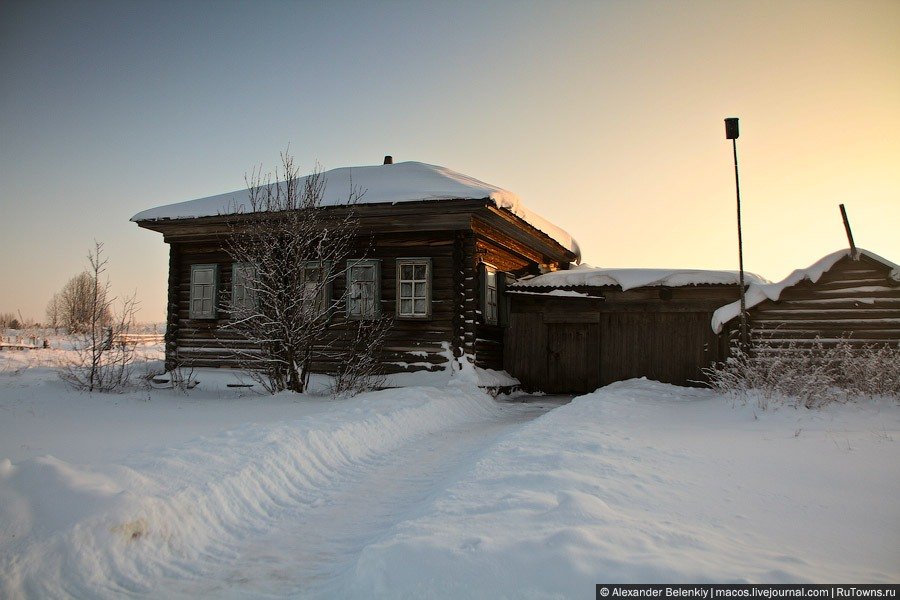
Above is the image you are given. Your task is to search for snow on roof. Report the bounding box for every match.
[512,264,768,291]
[131,161,580,258]
[711,248,900,333]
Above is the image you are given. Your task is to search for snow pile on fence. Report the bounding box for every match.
[0,386,500,598]
[711,248,900,333]
[514,264,767,291]
[130,161,580,257]
[349,380,900,594]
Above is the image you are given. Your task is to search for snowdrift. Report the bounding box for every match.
[349,380,900,595]
[0,386,500,599]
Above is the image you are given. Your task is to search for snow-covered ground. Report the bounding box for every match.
[1,341,898,598]
[351,382,900,595]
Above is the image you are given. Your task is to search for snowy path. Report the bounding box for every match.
[155,397,564,598]
[8,371,896,597]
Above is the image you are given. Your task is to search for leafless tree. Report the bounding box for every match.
[45,293,61,333]
[224,152,390,394]
[54,271,112,334]
[60,241,139,392]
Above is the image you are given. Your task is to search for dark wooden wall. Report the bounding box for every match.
[166,228,565,375]
[505,286,736,392]
[599,311,721,386]
[168,231,471,373]
[743,254,900,349]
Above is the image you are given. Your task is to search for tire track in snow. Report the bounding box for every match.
[157,399,560,598]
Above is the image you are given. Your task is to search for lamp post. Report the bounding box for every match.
[725,117,748,349]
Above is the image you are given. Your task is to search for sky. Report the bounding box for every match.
[1,0,898,322]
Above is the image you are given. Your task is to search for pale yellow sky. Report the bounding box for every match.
[472,0,900,283]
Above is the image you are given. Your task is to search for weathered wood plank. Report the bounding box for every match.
[547,322,600,393]
[542,312,601,323]
[504,311,546,391]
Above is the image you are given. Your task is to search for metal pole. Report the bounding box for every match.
[725,119,749,350]
[732,138,748,348]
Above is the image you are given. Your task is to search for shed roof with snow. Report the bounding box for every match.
[512,264,768,293]
[711,248,900,334]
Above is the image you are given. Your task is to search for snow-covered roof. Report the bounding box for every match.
[131,161,580,258]
[711,248,900,333]
[512,264,768,291]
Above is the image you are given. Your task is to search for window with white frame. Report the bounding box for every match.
[396,258,431,318]
[231,262,257,313]
[301,261,331,317]
[347,259,380,320]
[189,264,218,319]
[482,265,499,325]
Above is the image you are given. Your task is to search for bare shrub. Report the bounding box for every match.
[328,317,393,397]
[145,353,197,392]
[60,242,139,392]
[168,360,198,392]
[830,340,900,398]
[705,336,900,409]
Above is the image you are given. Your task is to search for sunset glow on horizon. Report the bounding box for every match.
[1,0,897,321]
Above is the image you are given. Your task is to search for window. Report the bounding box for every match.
[301,261,331,317]
[189,264,218,319]
[231,262,257,313]
[396,258,431,318]
[482,265,499,325]
[347,259,381,320]
[481,264,509,327]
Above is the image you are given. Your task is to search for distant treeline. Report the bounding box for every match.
[0,312,37,330]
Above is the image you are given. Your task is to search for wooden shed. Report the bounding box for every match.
[504,267,761,392]
[712,248,900,349]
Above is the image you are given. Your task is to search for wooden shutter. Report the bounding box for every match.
[346,259,381,319]
[189,264,218,320]
[231,262,257,312]
[480,264,499,325]
[302,260,333,318]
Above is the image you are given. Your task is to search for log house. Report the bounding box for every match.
[132,161,578,376]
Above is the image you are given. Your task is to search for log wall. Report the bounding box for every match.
[743,254,900,350]
[167,231,469,373]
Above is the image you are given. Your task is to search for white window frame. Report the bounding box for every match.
[231,262,257,314]
[482,264,499,325]
[346,259,381,320]
[189,264,218,320]
[396,257,432,319]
